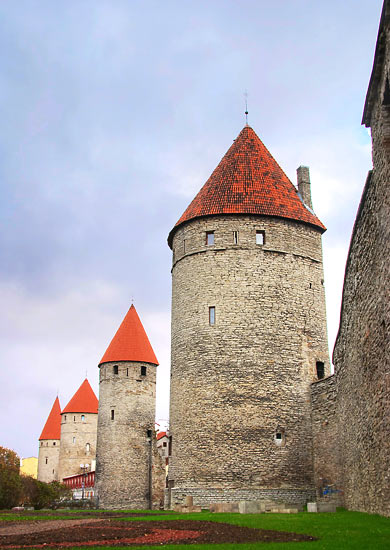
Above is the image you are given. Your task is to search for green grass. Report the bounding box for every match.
[1,508,390,549]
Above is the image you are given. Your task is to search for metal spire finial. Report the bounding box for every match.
[244,90,249,126]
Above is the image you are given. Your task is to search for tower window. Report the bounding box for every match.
[147,429,152,438]
[256,230,265,245]
[53,442,56,446]
[72,437,76,444]
[275,433,282,440]
[206,231,214,245]
[86,443,90,452]
[209,306,215,325]
[274,430,285,446]
[316,361,325,379]
[126,368,129,376]
[40,442,43,447]
[64,416,66,421]
[141,365,147,376]
[113,365,119,375]
[233,231,239,244]
[183,239,186,253]
[81,415,85,422]
[111,409,115,420]
[73,416,76,422]
[45,458,48,464]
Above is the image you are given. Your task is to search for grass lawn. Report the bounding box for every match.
[1,508,390,549]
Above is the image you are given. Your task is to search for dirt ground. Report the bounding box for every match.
[0,517,316,547]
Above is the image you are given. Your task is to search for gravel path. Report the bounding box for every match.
[0,519,105,537]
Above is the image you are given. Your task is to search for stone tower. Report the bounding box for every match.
[167,125,330,507]
[57,379,98,482]
[37,396,61,483]
[95,304,159,509]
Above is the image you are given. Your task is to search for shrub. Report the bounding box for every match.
[0,446,22,509]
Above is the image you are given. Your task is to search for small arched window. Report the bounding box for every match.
[316,361,325,380]
[86,443,90,453]
[81,415,85,422]
[113,365,119,375]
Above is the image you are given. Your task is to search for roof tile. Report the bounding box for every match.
[39,396,61,440]
[62,379,98,414]
[99,304,159,366]
[168,126,325,246]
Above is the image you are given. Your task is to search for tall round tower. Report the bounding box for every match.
[167,126,330,507]
[37,396,61,483]
[95,304,159,509]
[57,379,98,482]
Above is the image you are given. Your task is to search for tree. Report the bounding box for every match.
[0,446,22,509]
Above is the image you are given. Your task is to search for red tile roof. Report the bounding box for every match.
[39,396,61,440]
[157,431,167,441]
[62,379,98,414]
[99,304,159,366]
[168,126,325,246]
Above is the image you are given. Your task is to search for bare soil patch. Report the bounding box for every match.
[0,518,316,547]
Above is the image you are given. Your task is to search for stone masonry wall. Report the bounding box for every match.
[37,439,60,483]
[169,214,330,506]
[311,375,343,504]
[57,412,97,482]
[95,361,158,509]
[333,18,390,515]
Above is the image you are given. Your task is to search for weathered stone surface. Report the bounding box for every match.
[239,501,262,514]
[168,215,329,506]
[57,412,97,482]
[317,502,337,513]
[37,439,60,483]
[95,361,159,509]
[307,502,318,513]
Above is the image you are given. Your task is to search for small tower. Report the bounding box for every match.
[37,396,61,482]
[95,304,159,509]
[57,379,98,482]
[167,125,330,507]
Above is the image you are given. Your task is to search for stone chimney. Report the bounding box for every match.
[297,165,313,209]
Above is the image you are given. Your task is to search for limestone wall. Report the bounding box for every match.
[37,439,60,482]
[311,375,343,503]
[57,412,97,482]
[332,5,390,516]
[169,214,330,506]
[95,361,158,509]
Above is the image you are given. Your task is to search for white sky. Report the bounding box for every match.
[0,0,382,459]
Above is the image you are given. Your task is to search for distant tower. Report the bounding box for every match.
[167,126,330,506]
[37,396,61,482]
[57,379,98,482]
[95,304,159,509]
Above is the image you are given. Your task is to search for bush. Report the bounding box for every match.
[21,477,71,509]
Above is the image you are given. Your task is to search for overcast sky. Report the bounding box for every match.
[0,0,383,460]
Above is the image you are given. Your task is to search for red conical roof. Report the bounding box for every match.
[168,126,325,246]
[62,379,98,414]
[99,305,159,366]
[39,396,61,440]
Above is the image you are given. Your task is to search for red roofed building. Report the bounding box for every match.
[167,124,330,508]
[58,380,98,482]
[37,397,61,483]
[95,304,164,509]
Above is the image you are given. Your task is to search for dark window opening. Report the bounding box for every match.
[163,442,167,447]
[309,283,312,289]
[256,230,265,245]
[183,239,186,253]
[45,458,48,464]
[316,361,325,379]
[111,409,115,420]
[206,231,214,245]
[52,469,54,474]
[209,306,215,325]
[168,436,173,456]
[73,416,76,422]
[147,429,152,438]
[233,231,239,244]
[113,365,119,375]
[126,368,129,376]
[141,365,147,376]
[53,442,56,446]
[275,433,282,440]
